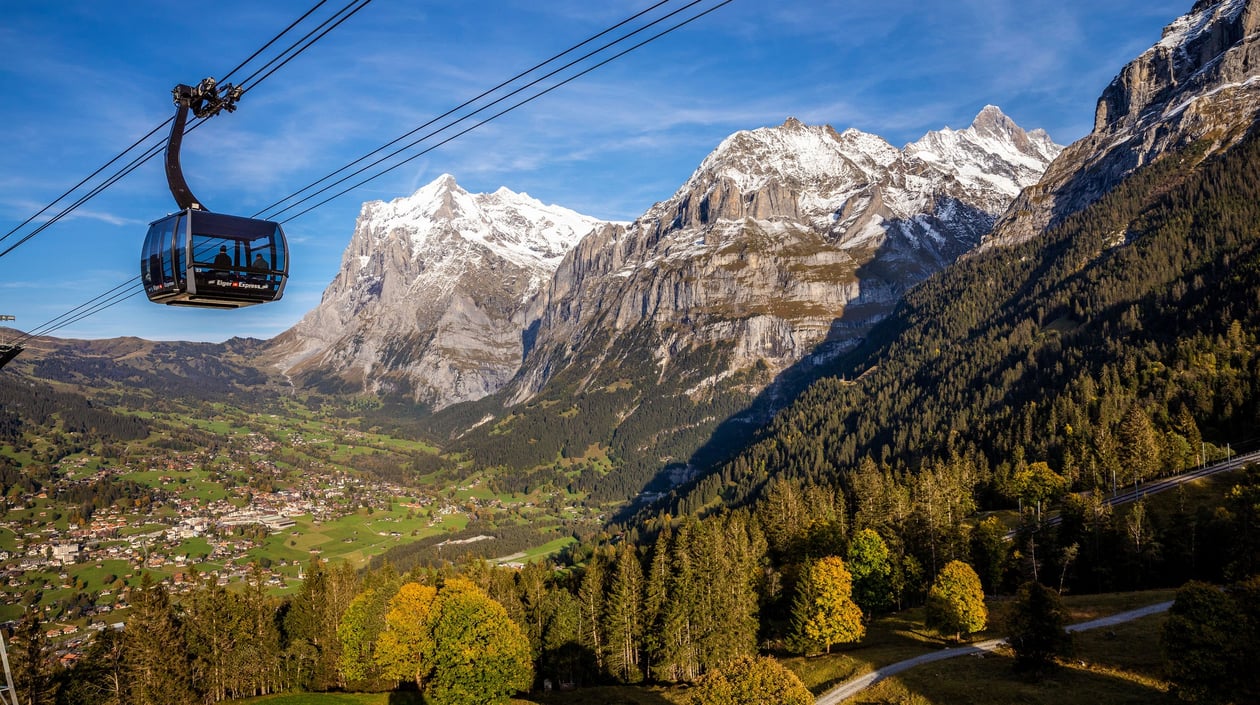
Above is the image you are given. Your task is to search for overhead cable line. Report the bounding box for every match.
[235,0,374,99]
[219,0,332,84]
[276,0,734,224]
[252,0,675,219]
[0,0,369,261]
[13,278,144,344]
[0,118,172,251]
[15,0,735,337]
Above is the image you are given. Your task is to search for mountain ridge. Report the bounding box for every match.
[986,0,1260,247]
[265,175,610,410]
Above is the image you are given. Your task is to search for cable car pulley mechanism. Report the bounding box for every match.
[141,77,289,309]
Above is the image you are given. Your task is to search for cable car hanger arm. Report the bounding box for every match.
[165,78,243,212]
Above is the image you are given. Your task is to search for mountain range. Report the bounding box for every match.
[6,0,1259,513]
[268,106,1060,422]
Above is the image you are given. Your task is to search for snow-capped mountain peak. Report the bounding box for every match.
[361,174,605,270]
[990,0,1260,247]
[509,109,1061,402]
[267,175,611,409]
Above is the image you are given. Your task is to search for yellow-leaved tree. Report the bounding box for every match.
[369,578,532,705]
[925,560,987,642]
[790,555,865,654]
[373,582,438,688]
[686,655,813,705]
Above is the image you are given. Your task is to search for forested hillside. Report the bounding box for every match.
[662,127,1260,524]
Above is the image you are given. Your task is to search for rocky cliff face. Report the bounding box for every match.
[267,175,608,409]
[270,110,1059,417]
[510,108,1060,403]
[988,0,1260,246]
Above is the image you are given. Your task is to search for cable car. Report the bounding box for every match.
[141,79,288,308]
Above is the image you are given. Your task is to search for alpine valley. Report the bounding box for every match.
[266,105,1061,503]
[4,0,1260,703]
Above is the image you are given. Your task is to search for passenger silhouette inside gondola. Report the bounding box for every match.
[213,245,232,269]
[251,253,267,271]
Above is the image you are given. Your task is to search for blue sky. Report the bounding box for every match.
[0,0,1189,343]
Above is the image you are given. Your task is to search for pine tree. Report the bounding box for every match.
[576,553,607,673]
[236,564,283,697]
[184,574,240,703]
[642,528,672,679]
[9,610,57,705]
[1118,405,1160,487]
[1007,581,1071,675]
[283,557,358,691]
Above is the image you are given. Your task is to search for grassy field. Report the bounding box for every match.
[824,589,1177,704]
[781,605,1003,695]
[845,610,1173,704]
[773,588,1177,702]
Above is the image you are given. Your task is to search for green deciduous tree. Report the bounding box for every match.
[1012,461,1069,520]
[925,560,987,641]
[338,584,395,689]
[685,655,812,705]
[425,578,533,705]
[847,528,893,617]
[790,556,864,654]
[1161,580,1246,704]
[969,516,1010,595]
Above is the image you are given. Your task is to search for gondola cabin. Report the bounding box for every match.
[142,208,288,308]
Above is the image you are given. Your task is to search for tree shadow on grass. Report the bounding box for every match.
[519,684,680,705]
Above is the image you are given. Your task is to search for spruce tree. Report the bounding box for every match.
[1007,581,1071,675]
[123,573,196,705]
[603,541,644,683]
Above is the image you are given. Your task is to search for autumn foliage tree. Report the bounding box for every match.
[425,578,533,705]
[373,582,437,688]
[925,560,987,641]
[368,578,531,704]
[686,655,813,705]
[790,556,864,654]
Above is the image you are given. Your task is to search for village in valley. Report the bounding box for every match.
[0,406,589,661]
